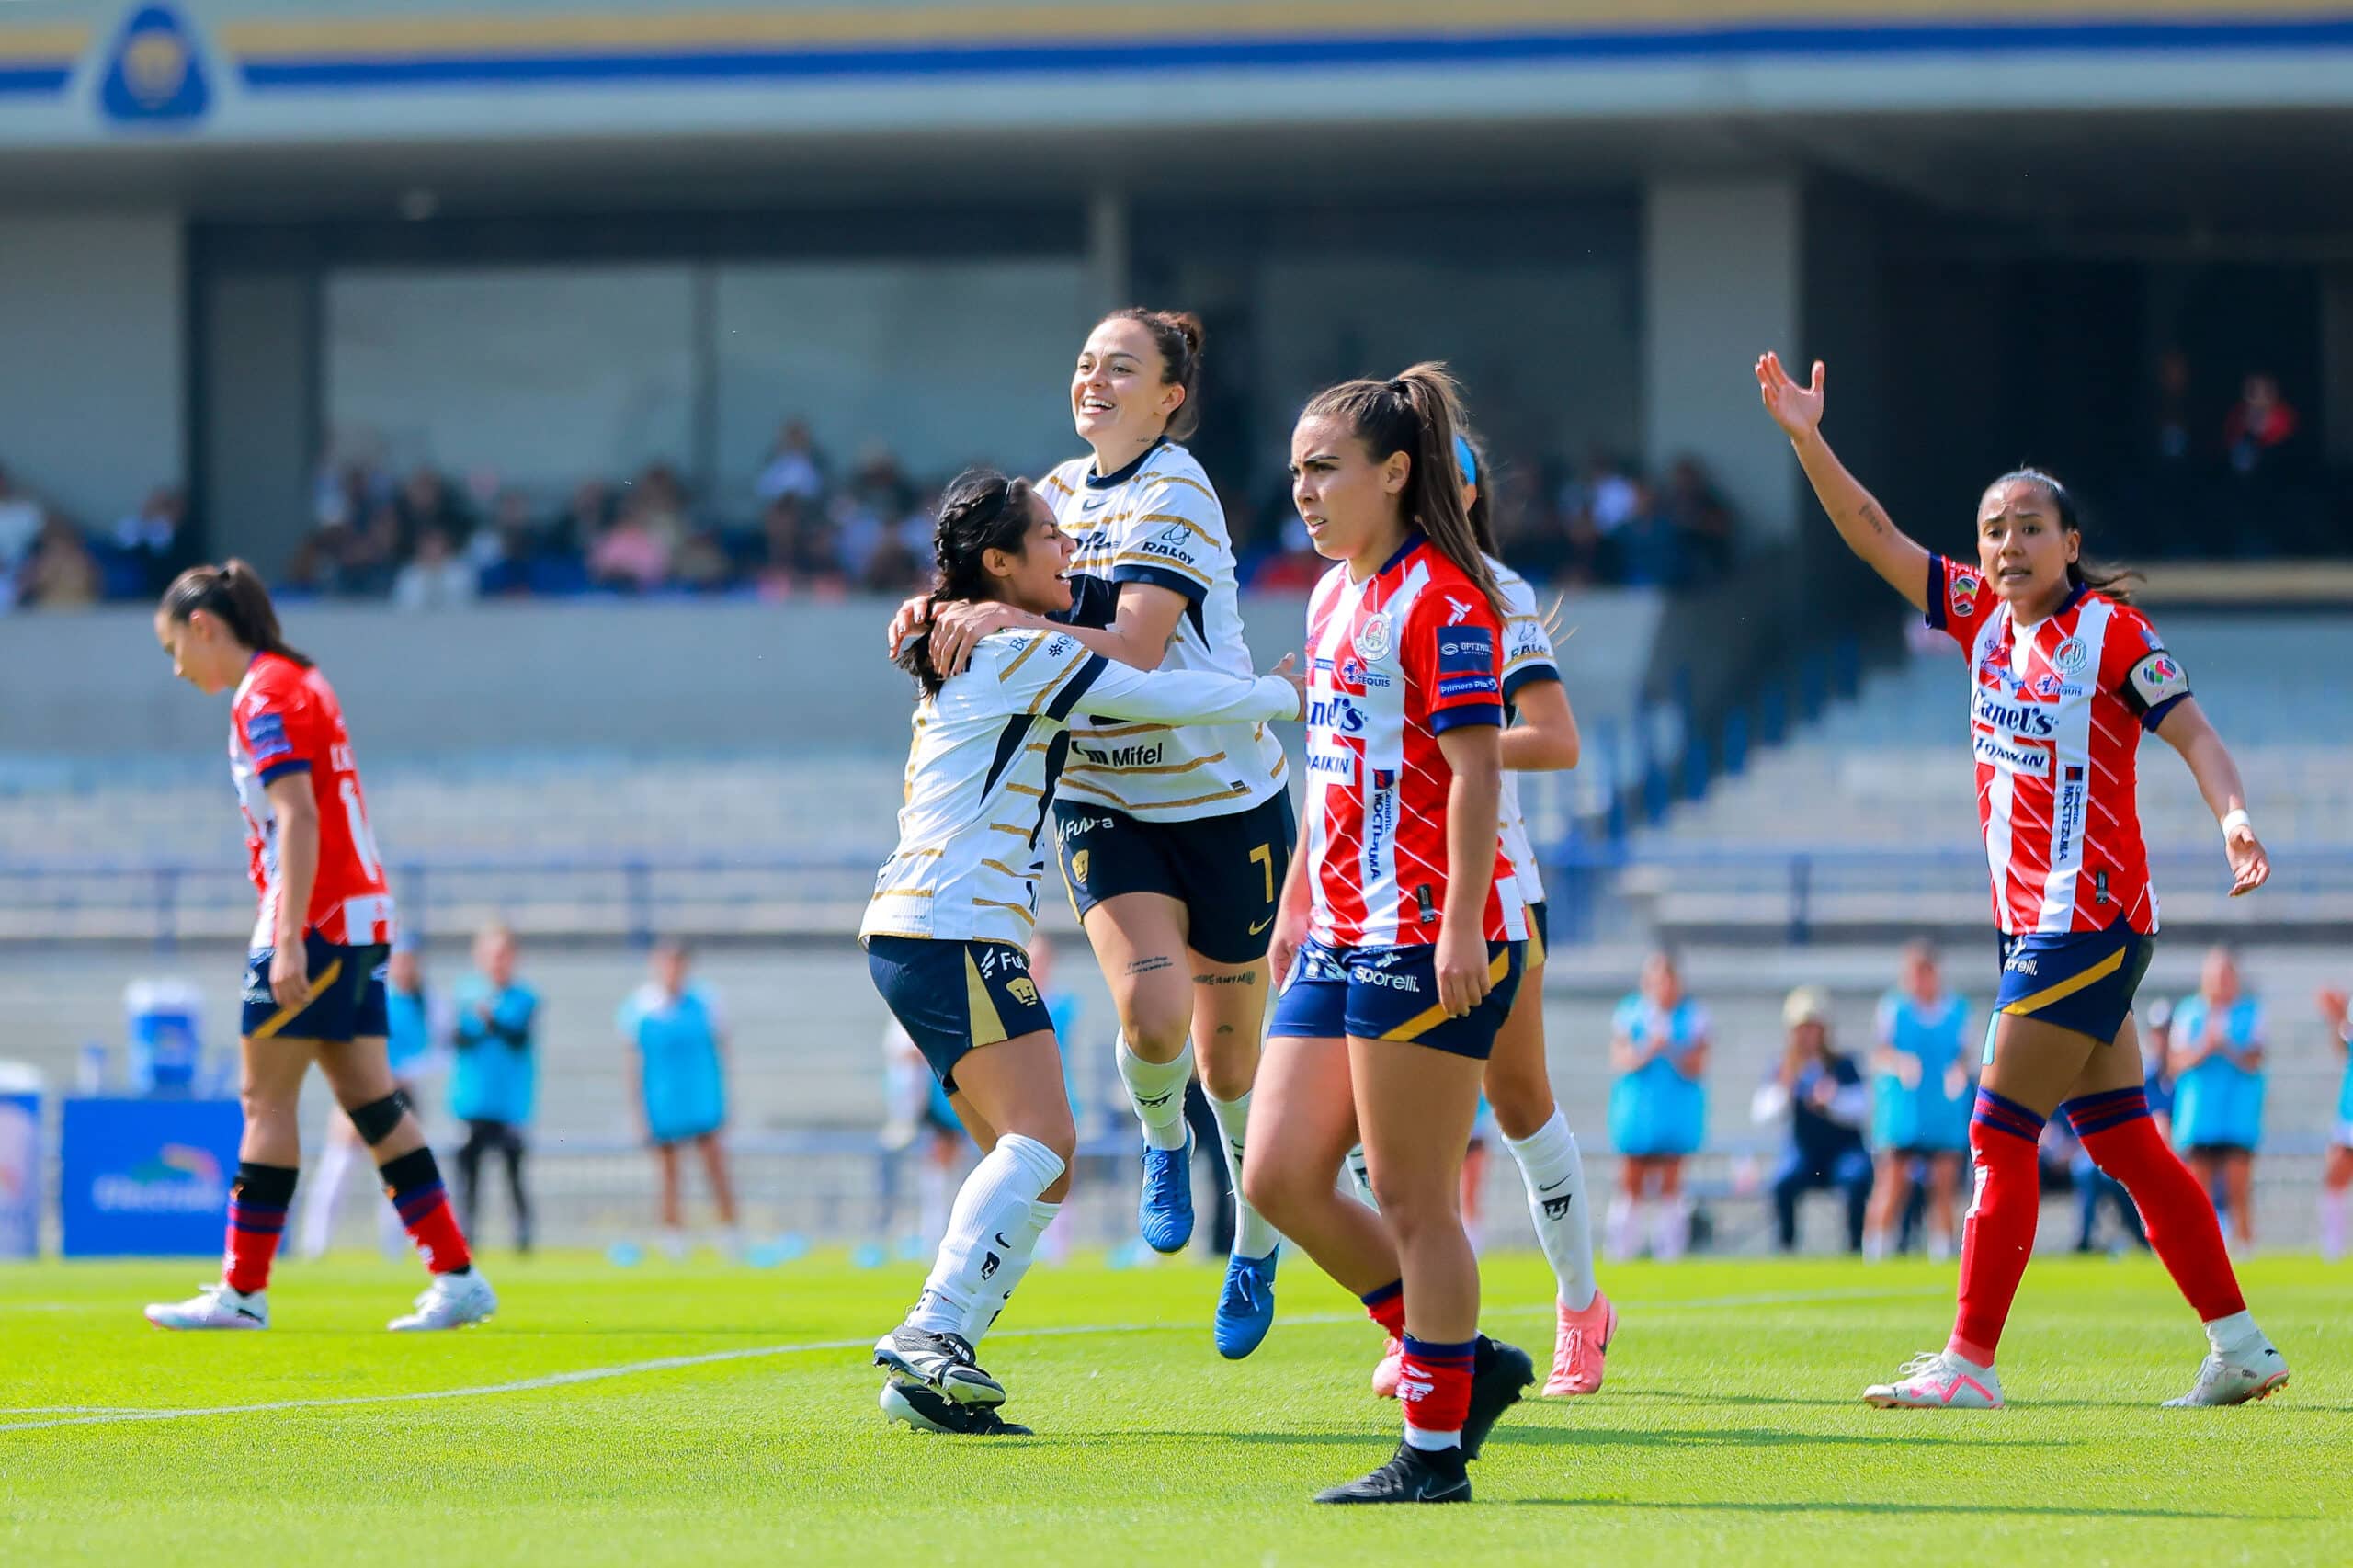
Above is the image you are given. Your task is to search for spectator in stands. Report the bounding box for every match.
[2223,371,2298,477]
[397,463,472,550]
[449,922,539,1254]
[1562,449,1641,583]
[1606,949,1711,1262]
[1864,942,1972,1262]
[0,464,42,611]
[392,525,479,610]
[1755,986,1873,1255]
[673,521,736,594]
[551,477,613,562]
[2169,946,2267,1252]
[2154,348,2195,466]
[22,516,101,610]
[750,494,846,597]
[1662,457,1734,584]
[472,491,540,597]
[619,941,741,1261]
[755,418,827,505]
[109,484,187,597]
[588,493,676,592]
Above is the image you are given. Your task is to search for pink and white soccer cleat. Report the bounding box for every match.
[1864,1350,2003,1409]
[1370,1335,1404,1399]
[1543,1290,1618,1398]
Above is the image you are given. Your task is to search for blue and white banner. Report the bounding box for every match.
[60,1096,240,1256]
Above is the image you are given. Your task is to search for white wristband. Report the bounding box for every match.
[2220,808,2252,840]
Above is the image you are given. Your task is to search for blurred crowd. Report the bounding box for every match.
[0,466,189,613]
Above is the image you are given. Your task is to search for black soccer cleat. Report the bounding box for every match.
[1313,1441,1471,1505]
[880,1379,1033,1436]
[1461,1335,1536,1460]
[872,1324,1006,1407]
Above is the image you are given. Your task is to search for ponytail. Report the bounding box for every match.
[1991,468,2143,605]
[1299,362,1507,621]
[159,560,312,667]
[895,470,1038,699]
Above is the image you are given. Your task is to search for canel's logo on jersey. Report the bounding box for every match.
[1354,613,1392,662]
[1972,690,2060,737]
[1308,694,1365,734]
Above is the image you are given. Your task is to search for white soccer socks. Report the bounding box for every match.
[1118,1034,1193,1153]
[1503,1109,1598,1312]
[908,1132,1065,1339]
[1207,1088,1280,1258]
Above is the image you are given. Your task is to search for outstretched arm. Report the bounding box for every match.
[1755,352,1933,613]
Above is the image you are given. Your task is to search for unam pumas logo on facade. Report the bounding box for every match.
[100,5,211,127]
[92,1142,225,1213]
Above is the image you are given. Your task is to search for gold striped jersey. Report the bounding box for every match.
[1038,439,1290,824]
[860,628,1301,949]
[1493,555,1562,907]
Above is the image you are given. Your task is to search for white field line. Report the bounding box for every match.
[0,1284,1947,1435]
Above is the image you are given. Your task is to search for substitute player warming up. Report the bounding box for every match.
[144,562,493,1334]
[1245,366,1535,1504]
[1756,352,2285,1410]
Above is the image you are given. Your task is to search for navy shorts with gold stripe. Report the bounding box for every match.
[1269,938,1526,1060]
[867,935,1054,1093]
[1052,790,1295,967]
[241,932,390,1043]
[1994,920,2155,1046]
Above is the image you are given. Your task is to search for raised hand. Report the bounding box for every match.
[1755,351,1827,442]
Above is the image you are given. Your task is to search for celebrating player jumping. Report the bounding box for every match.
[143,562,493,1333]
[892,310,1297,1358]
[1244,365,1536,1505]
[863,471,1303,1435]
[1755,350,2287,1410]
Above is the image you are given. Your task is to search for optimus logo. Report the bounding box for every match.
[1308,694,1366,734]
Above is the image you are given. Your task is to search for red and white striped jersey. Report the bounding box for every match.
[229,653,395,949]
[1302,538,1529,949]
[1927,556,2192,937]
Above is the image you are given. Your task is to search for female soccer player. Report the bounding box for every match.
[1755,350,2287,1408]
[1362,432,1612,1401]
[143,562,493,1333]
[295,933,439,1259]
[619,940,740,1260]
[864,470,1302,1436]
[2167,946,2267,1251]
[892,311,1296,1358]
[2312,986,2353,1262]
[1242,365,1536,1505]
[1606,949,1711,1262]
[1864,941,1974,1262]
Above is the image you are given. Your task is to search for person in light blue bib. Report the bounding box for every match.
[619,940,740,1259]
[1606,949,1711,1262]
[2312,985,2353,1262]
[2168,947,2266,1250]
[1864,941,1973,1261]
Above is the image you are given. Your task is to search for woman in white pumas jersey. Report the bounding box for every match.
[865,468,1302,1437]
[892,310,1298,1359]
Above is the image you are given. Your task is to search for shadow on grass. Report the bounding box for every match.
[1506,1499,2266,1521]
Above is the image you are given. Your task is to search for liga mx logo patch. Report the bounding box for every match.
[100,5,211,127]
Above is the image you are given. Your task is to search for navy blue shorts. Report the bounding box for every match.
[867,936,1055,1095]
[1526,901,1550,968]
[1052,790,1294,968]
[241,933,389,1044]
[1268,938,1527,1061]
[1995,921,2155,1047]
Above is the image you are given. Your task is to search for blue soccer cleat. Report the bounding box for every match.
[1137,1134,1195,1254]
[1212,1246,1279,1359]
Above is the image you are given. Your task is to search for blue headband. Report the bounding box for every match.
[1454,433,1478,489]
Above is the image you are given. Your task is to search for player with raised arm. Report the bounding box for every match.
[864,472,1303,1436]
[1362,430,1613,1402]
[143,562,493,1333]
[1755,351,2287,1409]
[891,311,1298,1358]
[1242,366,1535,1505]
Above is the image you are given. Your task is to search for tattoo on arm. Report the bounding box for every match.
[1126,956,1175,976]
[1856,501,1889,538]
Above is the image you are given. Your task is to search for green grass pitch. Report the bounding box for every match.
[2,1252,2345,1565]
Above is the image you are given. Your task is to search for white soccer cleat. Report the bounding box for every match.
[1863,1350,2004,1409]
[2165,1340,2289,1407]
[144,1281,267,1331]
[389,1268,497,1332]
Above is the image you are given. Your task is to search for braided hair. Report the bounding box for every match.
[894,469,1039,699]
[1299,363,1506,620]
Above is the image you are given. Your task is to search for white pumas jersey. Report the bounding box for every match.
[1039,439,1290,823]
[860,628,1300,950]
[1491,556,1561,907]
